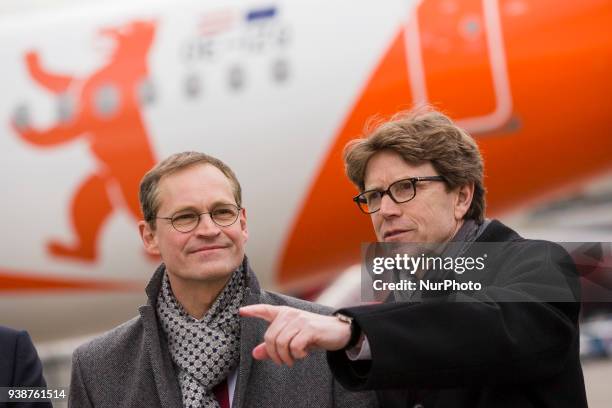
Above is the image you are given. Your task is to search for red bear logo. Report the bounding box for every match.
[12,20,158,262]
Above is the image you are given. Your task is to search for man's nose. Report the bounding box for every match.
[194,214,221,237]
[378,194,402,217]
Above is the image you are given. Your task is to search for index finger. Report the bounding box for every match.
[239,304,282,322]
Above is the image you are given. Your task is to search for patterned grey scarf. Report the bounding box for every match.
[156,264,246,408]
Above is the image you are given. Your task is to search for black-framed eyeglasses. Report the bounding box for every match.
[353,176,445,214]
[157,203,242,233]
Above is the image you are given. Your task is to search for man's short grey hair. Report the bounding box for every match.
[139,151,242,228]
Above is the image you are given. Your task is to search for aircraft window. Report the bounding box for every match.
[13,105,30,130]
[184,73,202,98]
[57,93,75,123]
[272,58,289,83]
[138,78,156,106]
[461,17,481,40]
[228,65,245,91]
[94,84,120,118]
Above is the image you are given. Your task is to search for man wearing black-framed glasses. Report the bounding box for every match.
[242,107,586,408]
[352,176,445,214]
[68,151,376,408]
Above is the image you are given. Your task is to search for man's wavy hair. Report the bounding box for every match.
[343,107,486,222]
[139,151,242,229]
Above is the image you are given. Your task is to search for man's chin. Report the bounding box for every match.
[195,257,242,278]
[181,264,233,284]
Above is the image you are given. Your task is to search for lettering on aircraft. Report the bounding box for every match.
[180,6,292,91]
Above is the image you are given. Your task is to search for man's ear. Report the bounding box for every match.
[139,220,160,256]
[240,207,249,243]
[454,183,474,221]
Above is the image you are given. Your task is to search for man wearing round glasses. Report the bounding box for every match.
[68,152,376,408]
[241,108,586,408]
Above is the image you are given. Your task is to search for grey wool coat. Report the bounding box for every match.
[68,258,377,408]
